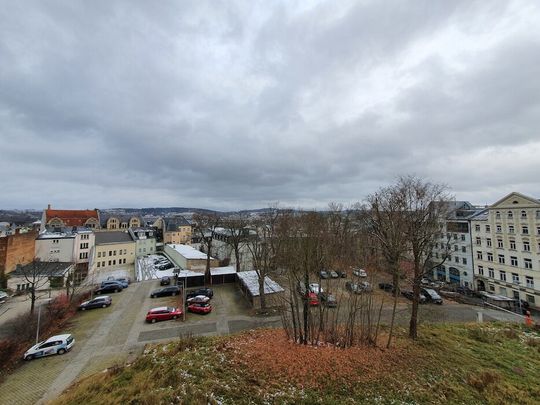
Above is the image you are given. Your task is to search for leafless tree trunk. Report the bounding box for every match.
[193,213,221,283]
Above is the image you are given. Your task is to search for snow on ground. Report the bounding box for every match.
[136,254,177,281]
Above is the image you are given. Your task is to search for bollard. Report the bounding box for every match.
[477,311,483,323]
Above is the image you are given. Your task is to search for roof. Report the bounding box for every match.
[169,244,214,260]
[11,261,74,277]
[38,227,93,239]
[95,231,134,245]
[210,266,237,276]
[470,209,489,221]
[100,213,143,227]
[45,209,99,227]
[177,269,205,278]
[165,216,191,231]
[237,271,284,296]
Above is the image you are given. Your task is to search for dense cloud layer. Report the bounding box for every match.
[1,1,539,210]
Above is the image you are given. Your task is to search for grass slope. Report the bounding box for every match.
[53,323,540,405]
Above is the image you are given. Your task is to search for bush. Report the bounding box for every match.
[467,370,501,392]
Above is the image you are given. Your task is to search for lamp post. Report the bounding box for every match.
[516,281,522,314]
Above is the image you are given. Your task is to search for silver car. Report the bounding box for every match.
[23,334,75,360]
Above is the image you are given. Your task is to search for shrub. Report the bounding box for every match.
[467,370,501,392]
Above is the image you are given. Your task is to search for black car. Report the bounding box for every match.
[378,283,395,292]
[186,288,214,300]
[335,271,347,278]
[95,283,123,294]
[401,290,427,303]
[150,286,181,298]
[78,296,112,310]
[158,263,174,270]
[160,276,171,286]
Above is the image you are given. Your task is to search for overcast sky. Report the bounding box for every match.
[1,1,539,211]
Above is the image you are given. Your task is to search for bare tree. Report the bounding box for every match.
[193,212,222,283]
[17,259,50,314]
[221,214,250,272]
[365,185,409,348]
[399,176,452,339]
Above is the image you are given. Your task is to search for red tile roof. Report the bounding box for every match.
[45,209,99,227]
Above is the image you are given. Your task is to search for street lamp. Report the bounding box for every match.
[516,281,522,314]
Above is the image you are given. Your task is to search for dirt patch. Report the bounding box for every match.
[224,329,419,390]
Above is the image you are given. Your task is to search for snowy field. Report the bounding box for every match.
[136,254,177,281]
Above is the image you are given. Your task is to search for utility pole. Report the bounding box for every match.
[35,304,42,344]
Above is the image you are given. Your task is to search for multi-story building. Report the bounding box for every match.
[471,192,540,308]
[128,227,157,257]
[41,205,100,231]
[0,228,38,288]
[155,216,192,244]
[431,201,483,288]
[100,214,142,230]
[35,227,94,264]
[93,231,136,270]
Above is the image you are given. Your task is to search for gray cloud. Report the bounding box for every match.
[1,0,539,210]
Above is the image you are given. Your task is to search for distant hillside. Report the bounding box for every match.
[0,210,41,225]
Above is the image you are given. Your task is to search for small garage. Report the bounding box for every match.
[210,266,237,285]
[175,270,205,288]
[237,270,285,309]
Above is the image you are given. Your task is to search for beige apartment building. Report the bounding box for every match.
[154,216,192,244]
[471,192,540,308]
[93,231,136,270]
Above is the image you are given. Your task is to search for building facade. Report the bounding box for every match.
[100,214,142,230]
[155,216,192,244]
[93,231,136,270]
[128,227,157,257]
[471,192,540,308]
[35,227,94,265]
[41,205,100,231]
[0,228,38,287]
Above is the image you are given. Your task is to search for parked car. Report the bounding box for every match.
[309,283,323,294]
[421,278,431,285]
[305,292,319,306]
[297,281,307,296]
[319,270,329,279]
[335,270,347,278]
[106,276,129,288]
[95,283,123,295]
[0,290,8,302]
[78,296,112,310]
[329,271,339,279]
[150,286,181,298]
[188,302,212,314]
[100,280,125,289]
[145,307,182,323]
[160,276,171,286]
[378,283,394,292]
[186,288,214,300]
[352,268,367,277]
[23,334,75,360]
[346,281,372,294]
[421,288,443,304]
[158,263,174,270]
[186,295,210,304]
[401,290,427,303]
[318,292,337,307]
[359,281,372,292]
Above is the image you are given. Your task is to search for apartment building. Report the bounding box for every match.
[41,205,100,231]
[471,192,540,308]
[155,216,192,244]
[100,214,142,230]
[0,228,37,288]
[431,201,483,288]
[35,227,95,265]
[93,231,136,270]
[128,227,156,257]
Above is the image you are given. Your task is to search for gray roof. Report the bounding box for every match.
[99,214,143,227]
[95,231,134,244]
[470,209,489,221]
[165,216,190,231]
[237,271,284,296]
[11,261,73,277]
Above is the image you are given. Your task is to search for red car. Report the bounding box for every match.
[306,292,319,306]
[145,306,182,323]
[188,302,212,314]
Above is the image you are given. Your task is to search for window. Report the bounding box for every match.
[537,226,540,235]
[498,255,505,264]
[462,257,467,265]
[526,276,534,289]
[102,261,105,267]
[524,259,532,269]
[496,225,502,233]
[435,252,439,259]
[497,239,503,248]
[475,224,481,232]
[478,266,484,275]
[454,245,458,252]
[476,237,481,246]
[521,210,527,219]
[79,252,88,259]
[507,211,514,219]
[522,226,529,235]
[477,251,483,260]
[509,225,515,234]
[511,256,518,266]
[496,211,501,219]
[108,260,111,266]
[462,246,466,253]
[512,273,520,284]
[80,243,88,249]
[526,294,536,304]
[488,268,495,278]
[485,225,491,232]
[123,249,127,254]
[461,234,466,241]
[513,290,520,299]
[97,262,100,268]
[510,240,516,250]
[109,250,112,256]
[500,271,506,282]
[487,252,493,262]
[113,260,116,265]
[489,284,495,292]
[454,256,459,263]
[487,238,492,247]
[499,287,507,296]
[523,241,530,252]
[98,252,101,258]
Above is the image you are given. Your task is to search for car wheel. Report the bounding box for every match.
[173,315,177,320]
[115,289,119,293]
[151,318,156,323]
[25,354,34,361]
[151,295,155,298]
[96,291,101,295]
[172,292,177,296]
[102,304,107,308]
[57,348,66,355]
[81,307,86,311]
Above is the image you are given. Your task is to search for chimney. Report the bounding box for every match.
[47,204,51,210]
